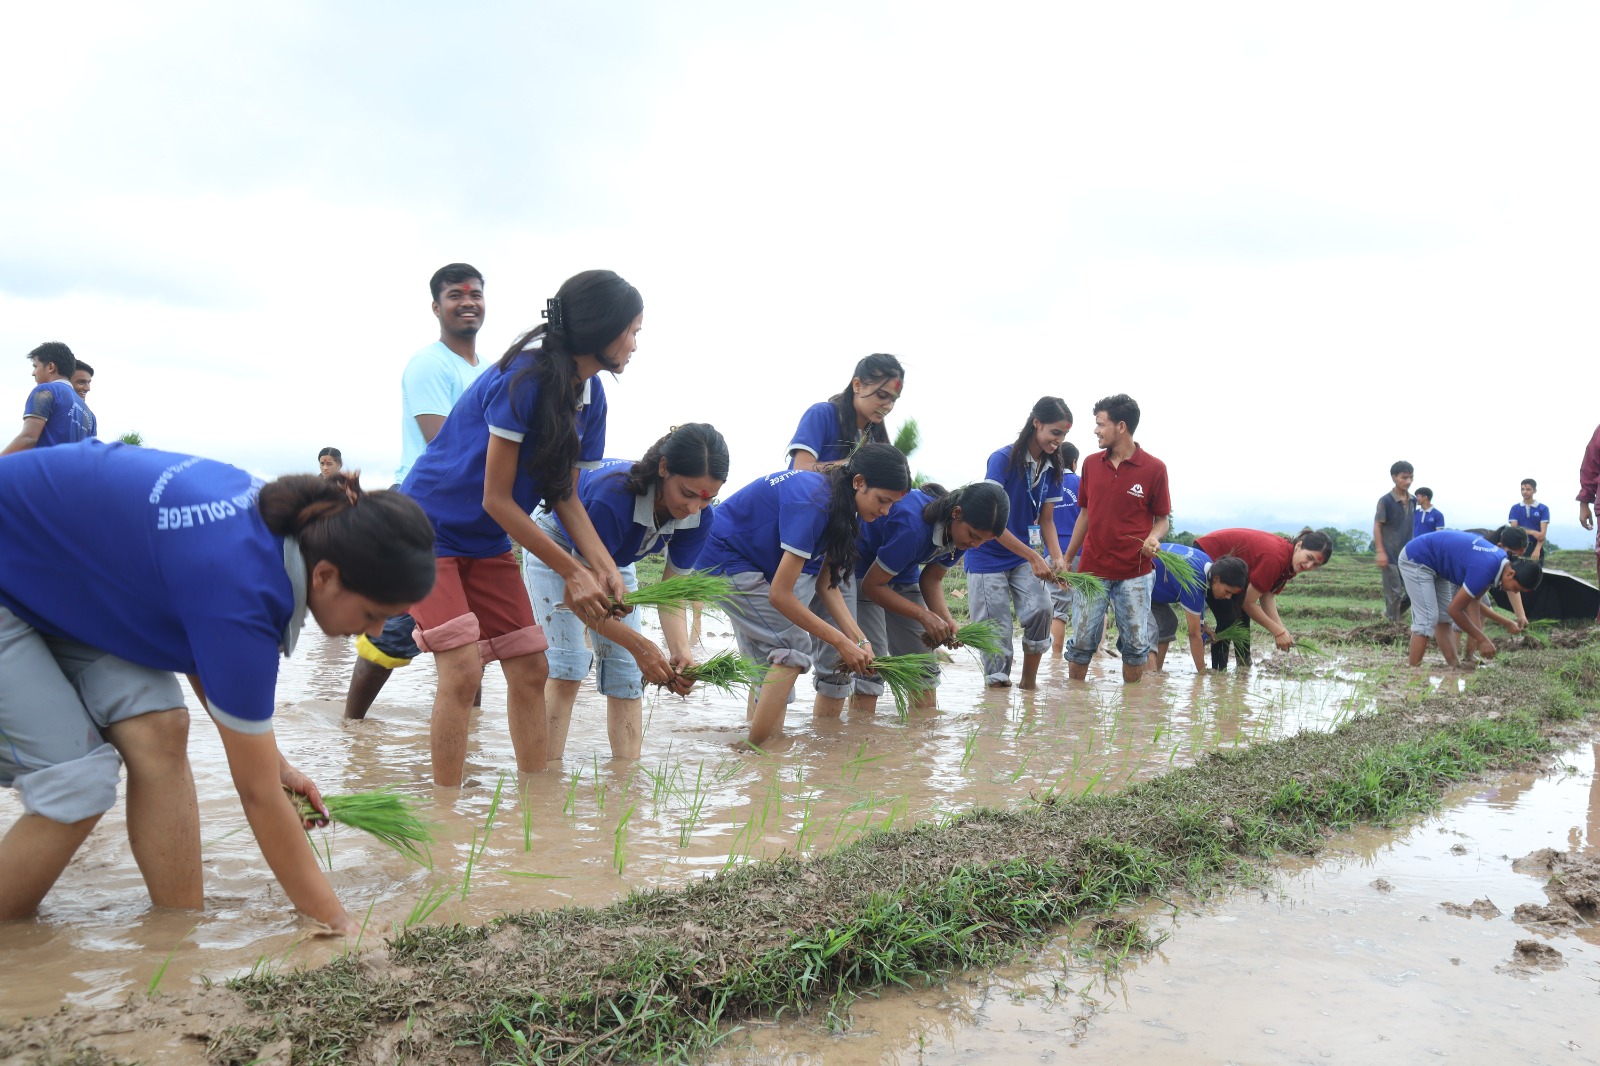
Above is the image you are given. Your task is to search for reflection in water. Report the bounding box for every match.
[0,618,1485,1026]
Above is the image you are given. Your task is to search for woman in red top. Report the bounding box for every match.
[1192,527,1333,669]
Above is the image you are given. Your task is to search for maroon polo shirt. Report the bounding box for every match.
[1194,528,1296,595]
[1078,444,1171,580]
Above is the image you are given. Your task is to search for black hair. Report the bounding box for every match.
[1092,393,1140,436]
[430,263,484,301]
[1211,555,1250,589]
[1390,460,1414,477]
[623,423,730,497]
[497,269,643,504]
[1293,527,1335,562]
[1487,525,1531,554]
[826,354,904,451]
[1507,556,1543,591]
[818,442,911,586]
[1416,486,1433,500]
[921,481,1009,542]
[318,447,342,462]
[1521,478,1537,490]
[257,474,436,603]
[28,342,75,378]
[1007,396,1073,477]
[1059,440,1080,473]
[74,361,94,378]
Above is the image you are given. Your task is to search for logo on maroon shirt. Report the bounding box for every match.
[1127,484,1145,498]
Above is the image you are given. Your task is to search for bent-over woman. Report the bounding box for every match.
[1192,527,1333,669]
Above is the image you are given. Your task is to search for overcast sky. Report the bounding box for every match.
[4,2,1596,547]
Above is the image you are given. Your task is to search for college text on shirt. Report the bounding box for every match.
[149,458,264,531]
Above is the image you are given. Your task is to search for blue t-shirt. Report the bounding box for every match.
[963,445,1064,575]
[697,470,831,582]
[1508,501,1550,532]
[1151,543,1211,616]
[865,488,963,586]
[1054,470,1081,553]
[1404,530,1508,598]
[0,440,302,733]
[549,459,716,570]
[1413,507,1445,537]
[401,352,607,558]
[21,380,95,448]
[786,401,857,467]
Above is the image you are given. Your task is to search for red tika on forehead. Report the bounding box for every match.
[887,378,902,393]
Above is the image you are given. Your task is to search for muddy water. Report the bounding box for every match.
[715,743,1600,1065]
[0,621,1361,1021]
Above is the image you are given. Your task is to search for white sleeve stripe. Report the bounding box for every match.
[206,704,274,735]
[779,542,813,559]
[488,425,526,443]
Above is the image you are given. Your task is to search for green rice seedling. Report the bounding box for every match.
[1213,622,1251,659]
[519,784,534,852]
[1292,636,1329,657]
[505,870,569,880]
[677,763,709,848]
[345,896,379,958]
[459,774,506,899]
[622,571,744,613]
[613,802,636,875]
[290,788,434,869]
[1150,546,1205,597]
[958,726,980,774]
[401,883,455,932]
[929,619,1009,661]
[678,651,767,694]
[562,766,583,816]
[868,652,939,717]
[1522,618,1559,647]
[148,922,199,994]
[1055,568,1107,599]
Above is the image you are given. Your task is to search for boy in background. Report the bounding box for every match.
[1373,460,1416,623]
[1413,487,1444,537]
[1508,478,1550,561]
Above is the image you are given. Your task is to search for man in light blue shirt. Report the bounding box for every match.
[347,263,488,718]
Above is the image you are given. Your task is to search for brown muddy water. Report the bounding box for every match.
[716,745,1600,1066]
[9,619,1580,1066]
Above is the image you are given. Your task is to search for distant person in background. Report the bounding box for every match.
[69,361,97,438]
[1508,478,1550,561]
[1049,441,1082,657]
[1579,423,1600,616]
[785,354,904,471]
[1413,487,1444,537]
[317,447,343,478]
[344,263,489,721]
[1372,460,1416,624]
[2,343,95,457]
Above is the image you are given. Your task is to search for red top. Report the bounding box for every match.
[1195,528,1296,595]
[1578,423,1600,504]
[1078,445,1171,580]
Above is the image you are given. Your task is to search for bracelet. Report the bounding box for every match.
[856,639,869,648]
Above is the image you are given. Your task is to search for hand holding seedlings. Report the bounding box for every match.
[837,636,874,675]
[280,762,330,829]
[564,566,619,625]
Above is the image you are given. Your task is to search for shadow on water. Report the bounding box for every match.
[2,617,1370,1018]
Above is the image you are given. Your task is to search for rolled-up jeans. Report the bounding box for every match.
[1065,572,1155,667]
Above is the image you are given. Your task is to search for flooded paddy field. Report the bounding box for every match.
[2,552,1596,1063]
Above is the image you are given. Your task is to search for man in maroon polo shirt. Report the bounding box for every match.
[1059,393,1172,684]
[1579,422,1600,618]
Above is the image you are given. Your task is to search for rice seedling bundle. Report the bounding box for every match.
[1212,622,1251,656]
[922,619,1009,660]
[1054,568,1107,598]
[677,651,768,693]
[620,571,743,613]
[291,788,434,868]
[1151,547,1205,597]
[1291,635,1328,656]
[869,652,940,717]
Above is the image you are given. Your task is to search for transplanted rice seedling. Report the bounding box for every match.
[678,651,767,694]
[621,571,744,613]
[290,788,434,869]
[868,652,939,717]
[1055,568,1107,599]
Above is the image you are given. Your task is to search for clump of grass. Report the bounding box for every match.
[621,571,743,613]
[677,651,767,694]
[923,620,1008,660]
[869,653,939,717]
[1055,569,1106,598]
[291,788,434,868]
[1151,547,1205,597]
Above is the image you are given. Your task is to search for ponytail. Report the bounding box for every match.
[818,442,911,587]
[922,481,1009,541]
[258,473,436,603]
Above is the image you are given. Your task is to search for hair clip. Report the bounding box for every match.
[542,297,566,334]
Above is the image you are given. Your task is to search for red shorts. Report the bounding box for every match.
[410,554,548,664]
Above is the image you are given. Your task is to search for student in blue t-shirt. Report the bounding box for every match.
[1397,528,1542,668]
[1508,478,1551,561]
[852,482,1009,712]
[1413,487,1445,538]
[1147,546,1249,673]
[698,443,911,747]
[1049,442,1082,656]
[2,342,95,456]
[401,269,643,787]
[962,397,1072,689]
[0,440,435,933]
[785,354,905,470]
[522,424,728,761]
